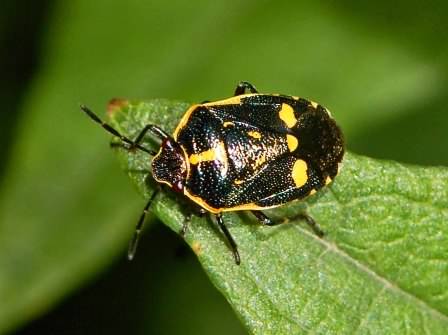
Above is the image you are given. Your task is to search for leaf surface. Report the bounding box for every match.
[110,99,448,334]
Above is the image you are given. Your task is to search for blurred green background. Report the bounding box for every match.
[1,0,447,334]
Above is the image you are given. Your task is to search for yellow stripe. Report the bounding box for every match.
[173,104,199,140]
[174,94,257,139]
[189,141,227,166]
[183,190,221,213]
[222,201,289,212]
[184,190,288,213]
[202,94,258,106]
[189,148,216,165]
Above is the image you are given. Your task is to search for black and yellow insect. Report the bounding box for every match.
[81,82,344,264]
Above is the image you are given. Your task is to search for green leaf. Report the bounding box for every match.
[110,99,448,334]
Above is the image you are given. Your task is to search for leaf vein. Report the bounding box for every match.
[292,224,448,322]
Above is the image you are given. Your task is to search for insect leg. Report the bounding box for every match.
[180,208,207,237]
[215,214,241,265]
[294,213,325,237]
[251,210,276,225]
[252,210,324,237]
[128,190,159,260]
[80,104,157,155]
[180,213,192,237]
[234,81,259,96]
[133,124,170,144]
[127,124,171,152]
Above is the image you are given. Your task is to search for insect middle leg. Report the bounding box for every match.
[215,214,241,265]
[251,210,324,237]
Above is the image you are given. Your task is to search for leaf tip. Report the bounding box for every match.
[107,98,129,116]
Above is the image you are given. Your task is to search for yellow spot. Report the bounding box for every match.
[254,154,266,168]
[310,101,318,108]
[192,241,202,255]
[286,134,298,152]
[279,103,297,128]
[189,142,227,166]
[234,179,244,185]
[309,189,317,195]
[223,121,234,127]
[325,176,332,185]
[248,130,261,139]
[292,159,308,188]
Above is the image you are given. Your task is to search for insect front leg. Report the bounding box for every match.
[130,124,170,149]
[234,81,259,95]
[80,105,156,155]
[128,190,159,260]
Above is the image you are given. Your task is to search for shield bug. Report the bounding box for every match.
[81,81,344,264]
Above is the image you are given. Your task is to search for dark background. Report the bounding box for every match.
[1,1,447,334]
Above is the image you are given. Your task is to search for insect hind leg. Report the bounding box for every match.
[234,81,259,96]
[252,210,324,237]
[294,213,324,237]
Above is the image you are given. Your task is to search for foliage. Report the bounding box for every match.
[1,0,447,334]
